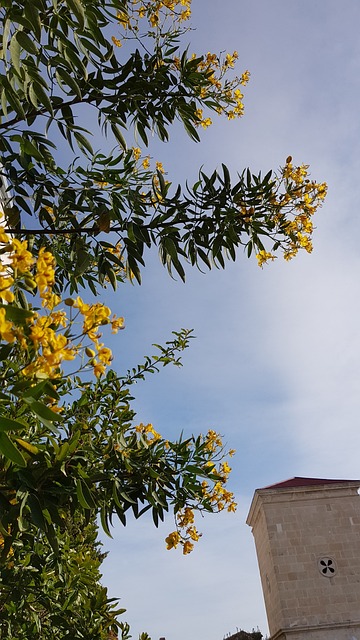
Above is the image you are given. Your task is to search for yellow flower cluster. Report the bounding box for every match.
[194,108,212,129]
[22,313,77,378]
[74,297,124,377]
[254,158,327,266]
[204,428,224,452]
[114,0,192,39]
[191,51,250,123]
[0,228,124,380]
[135,422,161,442]
[165,431,236,554]
[130,149,169,205]
[165,518,199,555]
[201,458,237,514]
[256,250,276,268]
[176,507,201,554]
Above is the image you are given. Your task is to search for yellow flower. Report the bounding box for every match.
[135,422,161,441]
[35,247,55,294]
[117,11,129,28]
[0,276,14,303]
[221,461,231,475]
[0,308,15,343]
[132,147,142,161]
[182,540,194,554]
[165,531,180,550]
[142,157,150,170]
[240,70,251,85]
[224,51,238,68]
[256,250,276,267]
[93,361,106,378]
[201,117,212,129]
[180,8,191,20]
[156,161,165,174]
[97,345,113,365]
[41,291,61,310]
[177,507,194,527]
[111,315,125,333]
[186,526,201,541]
[0,227,10,244]
[149,13,159,27]
[10,239,34,273]
[111,36,122,47]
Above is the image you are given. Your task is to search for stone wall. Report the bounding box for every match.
[247,480,360,640]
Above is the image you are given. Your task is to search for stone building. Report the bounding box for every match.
[246,477,360,640]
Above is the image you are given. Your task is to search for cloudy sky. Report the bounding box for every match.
[98,2,360,639]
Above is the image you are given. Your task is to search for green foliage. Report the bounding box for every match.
[0,514,123,639]
[0,0,325,291]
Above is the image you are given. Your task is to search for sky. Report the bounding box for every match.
[98,2,360,639]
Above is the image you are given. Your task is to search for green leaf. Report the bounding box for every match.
[23,379,60,401]
[9,35,21,76]
[74,249,92,277]
[0,416,28,432]
[55,442,69,462]
[23,397,64,424]
[24,3,41,40]
[15,31,39,55]
[76,478,96,509]
[66,0,86,30]
[31,82,53,115]
[100,505,113,537]
[0,432,26,466]
[111,124,127,151]
[21,138,44,161]
[3,82,25,118]
[56,67,82,99]
[27,493,46,529]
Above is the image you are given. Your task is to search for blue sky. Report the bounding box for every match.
[98,2,360,639]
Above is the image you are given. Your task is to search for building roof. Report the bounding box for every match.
[260,477,360,490]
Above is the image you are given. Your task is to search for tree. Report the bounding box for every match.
[0,1,327,637]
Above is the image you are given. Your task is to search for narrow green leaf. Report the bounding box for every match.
[27,493,46,529]
[15,31,39,55]
[0,416,28,432]
[76,478,96,509]
[23,397,64,423]
[24,4,41,41]
[31,82,53,115]
[66,0,86,30]
[111,123,127,151]
[100,505,113,537]
[0,432,26,467]
[74,249,92,277]
[74,131,93,156]
[56,67,82,99]
[9,35,21,76]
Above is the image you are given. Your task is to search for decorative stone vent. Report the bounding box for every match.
[317,556,337,577]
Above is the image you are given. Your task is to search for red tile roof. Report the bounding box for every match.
[260,477,360,490]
